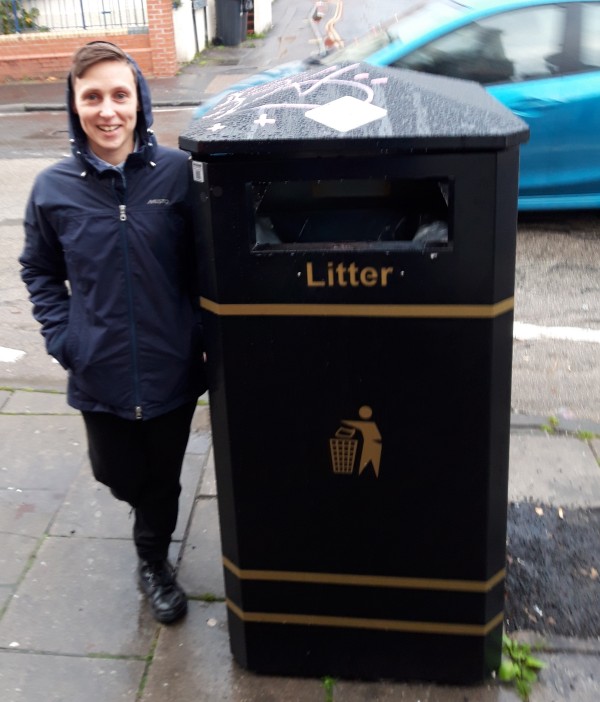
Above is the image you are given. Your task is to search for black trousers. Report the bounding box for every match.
[82,401,197,562]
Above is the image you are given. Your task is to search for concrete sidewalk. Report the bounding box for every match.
[0,387,599,702]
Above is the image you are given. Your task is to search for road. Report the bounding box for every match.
[1,105,599,423]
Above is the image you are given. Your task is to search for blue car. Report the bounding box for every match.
[194,0,600,211]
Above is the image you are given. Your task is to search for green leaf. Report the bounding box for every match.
[498,660,518,681]
[525,655,546,670]
[516,677,532,700]
[502,634,515,652]
[520,667,538,683]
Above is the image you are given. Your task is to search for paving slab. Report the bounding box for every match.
[527,652,600,702]
[49,466,133,539]
[0,586,11,611]
[187,404,211,453]
[2,390,77,415]
[508,433,600,507]
[0,390,11,410]
[51,451,207,541]
[203,73,253,95]
[0,651,145,702]
[0,533,37,585]
[178,496,225,598]
[0,414,86,491]
[200,446,217,496]
[331,680,514,701]
[0,536,157,656]
[0,486,64,537]
[511,413,600,434]
[141,601,326,702]
[187,429,213,455]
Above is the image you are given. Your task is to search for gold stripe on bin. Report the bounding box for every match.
[200,297,514,319]
[223,557,505,593]
[226,599,504,637]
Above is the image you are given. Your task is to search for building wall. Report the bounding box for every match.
[173,0,207,62]
[252,0,273,35]
[0,0,176,83]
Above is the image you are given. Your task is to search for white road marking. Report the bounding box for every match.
[0,346,26,362]
[513,322,600,344]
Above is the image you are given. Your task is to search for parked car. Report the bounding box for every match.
[193,0,600,211]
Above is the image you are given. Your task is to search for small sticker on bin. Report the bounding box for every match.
[192,161,205,183]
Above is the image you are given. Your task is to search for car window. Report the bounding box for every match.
[392,5,568,84]
[319,0,464,66]
[581,2,600,68]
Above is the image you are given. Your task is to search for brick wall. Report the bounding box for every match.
[147,0,178,77]
[0,0,177,83]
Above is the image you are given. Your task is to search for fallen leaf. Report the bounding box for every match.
[558,507,564,519]
[591,568,598,580]
[535,507,544,516]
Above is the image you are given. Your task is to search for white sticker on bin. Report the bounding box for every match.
[305,96,388,133]
[192,161,205,183]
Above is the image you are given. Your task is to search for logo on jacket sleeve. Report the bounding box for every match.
[146,199,170,205]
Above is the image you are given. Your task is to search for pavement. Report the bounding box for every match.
[0,391,599,702]
[1,1,600,700]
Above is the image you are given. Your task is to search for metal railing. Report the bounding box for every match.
[14,0,148,32]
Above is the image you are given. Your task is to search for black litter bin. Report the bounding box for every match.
[180,62,529,684]
[215,0,248,46]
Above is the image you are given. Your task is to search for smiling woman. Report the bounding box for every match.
[19,41,208,626]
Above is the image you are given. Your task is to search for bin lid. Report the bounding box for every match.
[179,61,529,158]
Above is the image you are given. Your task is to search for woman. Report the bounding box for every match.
[20,41,206,624]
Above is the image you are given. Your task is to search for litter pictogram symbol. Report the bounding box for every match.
[329,426,359,474]
[329,406,382,477]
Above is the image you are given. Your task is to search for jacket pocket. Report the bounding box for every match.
[48,326,70,370]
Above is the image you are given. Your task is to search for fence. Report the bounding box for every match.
[15,0,147,32]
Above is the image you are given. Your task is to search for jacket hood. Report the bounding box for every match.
[66,54,156,163]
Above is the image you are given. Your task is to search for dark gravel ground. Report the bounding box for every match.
[504,502,600,638]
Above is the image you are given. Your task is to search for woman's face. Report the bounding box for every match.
[73,59,138,166]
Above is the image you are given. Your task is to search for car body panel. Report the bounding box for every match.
[489,73,600,209]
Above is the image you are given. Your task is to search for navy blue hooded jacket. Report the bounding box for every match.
[20,57,206,420]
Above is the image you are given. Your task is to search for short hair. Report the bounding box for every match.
[71,41,136,82]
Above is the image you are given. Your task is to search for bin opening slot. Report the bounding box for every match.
[249,178,451,250]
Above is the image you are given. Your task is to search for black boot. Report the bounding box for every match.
[138,559,188,624]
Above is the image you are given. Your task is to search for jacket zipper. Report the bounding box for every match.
[116,194,143,420]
